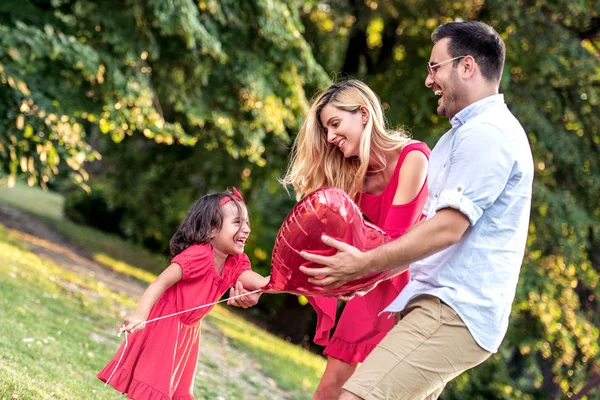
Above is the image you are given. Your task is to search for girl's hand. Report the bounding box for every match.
[227,281,262,308]
[122,315,146,333]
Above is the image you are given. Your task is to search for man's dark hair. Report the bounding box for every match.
[432,21,506,83]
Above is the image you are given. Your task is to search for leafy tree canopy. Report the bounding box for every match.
[0,0,328,189]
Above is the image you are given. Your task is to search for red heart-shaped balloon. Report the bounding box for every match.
[263,187,391,297]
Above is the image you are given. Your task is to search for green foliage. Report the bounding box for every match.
[0,0,327,188]
[496,3,600,399]
[0,19,101,188]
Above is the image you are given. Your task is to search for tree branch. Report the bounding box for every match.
[578,18,600,40]
[572,374,600,400]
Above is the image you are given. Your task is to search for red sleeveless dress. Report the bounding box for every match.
[98,243,251,399]
[308,142,430,363]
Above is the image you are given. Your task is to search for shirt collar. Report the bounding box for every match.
[450,94,505,130]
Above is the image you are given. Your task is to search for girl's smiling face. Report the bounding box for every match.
[210,202,250,256]
[319,103,366,158]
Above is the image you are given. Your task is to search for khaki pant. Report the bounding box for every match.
[343,295,491,400]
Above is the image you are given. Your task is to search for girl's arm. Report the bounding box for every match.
[226,271,271,309]
[238,270,270,291]
[123,262,183,332]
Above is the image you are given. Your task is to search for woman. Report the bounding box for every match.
[282,79,430,399]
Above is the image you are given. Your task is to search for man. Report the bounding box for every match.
[300,21,534,400]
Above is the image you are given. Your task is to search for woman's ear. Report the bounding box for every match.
[360,106,370,125]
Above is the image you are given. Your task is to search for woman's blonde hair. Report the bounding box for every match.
[281,79,411,200]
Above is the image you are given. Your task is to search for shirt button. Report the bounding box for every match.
[457,186,463,192]
[434,194,439,198]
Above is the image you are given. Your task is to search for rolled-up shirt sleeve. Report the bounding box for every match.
[434,123,515,225]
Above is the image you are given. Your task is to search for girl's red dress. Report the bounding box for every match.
[97,243,250,399]
[308,142,431,363]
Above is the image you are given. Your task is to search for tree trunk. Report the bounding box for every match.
[538,352,562,400]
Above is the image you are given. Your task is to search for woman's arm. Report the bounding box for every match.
[392,150,428,206]
[123,262,183,332]
[369,149,428,282]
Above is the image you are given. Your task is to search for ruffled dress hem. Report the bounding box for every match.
[323,337,377,364]
[97,361,194,400]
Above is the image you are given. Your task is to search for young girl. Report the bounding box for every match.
[281,79,430,399]
[97,188,269,399]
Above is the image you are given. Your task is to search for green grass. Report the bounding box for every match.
[0,225,132,399]
[0,183,326,399]
[52,223,164,283]
[0,182,64,220]
[209,307,326,397]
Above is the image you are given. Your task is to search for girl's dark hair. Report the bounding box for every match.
[169,190,245,258]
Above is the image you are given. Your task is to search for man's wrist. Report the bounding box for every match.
[362,249,382,274]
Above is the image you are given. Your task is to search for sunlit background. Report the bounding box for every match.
[0,1,598,399]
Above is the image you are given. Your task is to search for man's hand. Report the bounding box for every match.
[299,235,372,289]
[227,281,261,308]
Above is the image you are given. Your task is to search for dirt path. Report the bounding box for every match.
[0,203,295,400]
[0,203,145,298]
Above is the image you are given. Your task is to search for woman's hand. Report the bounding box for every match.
[227,281,262,308]
[336,281,379,302]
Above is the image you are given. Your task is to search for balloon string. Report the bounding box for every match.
[104,331,128,387]
[104,289,264,387]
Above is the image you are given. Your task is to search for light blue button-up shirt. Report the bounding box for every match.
[383,94,534,352]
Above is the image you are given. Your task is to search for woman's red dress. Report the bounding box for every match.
[309,142,431,363]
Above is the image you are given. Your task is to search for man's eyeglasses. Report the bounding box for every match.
[426,56,467,76]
